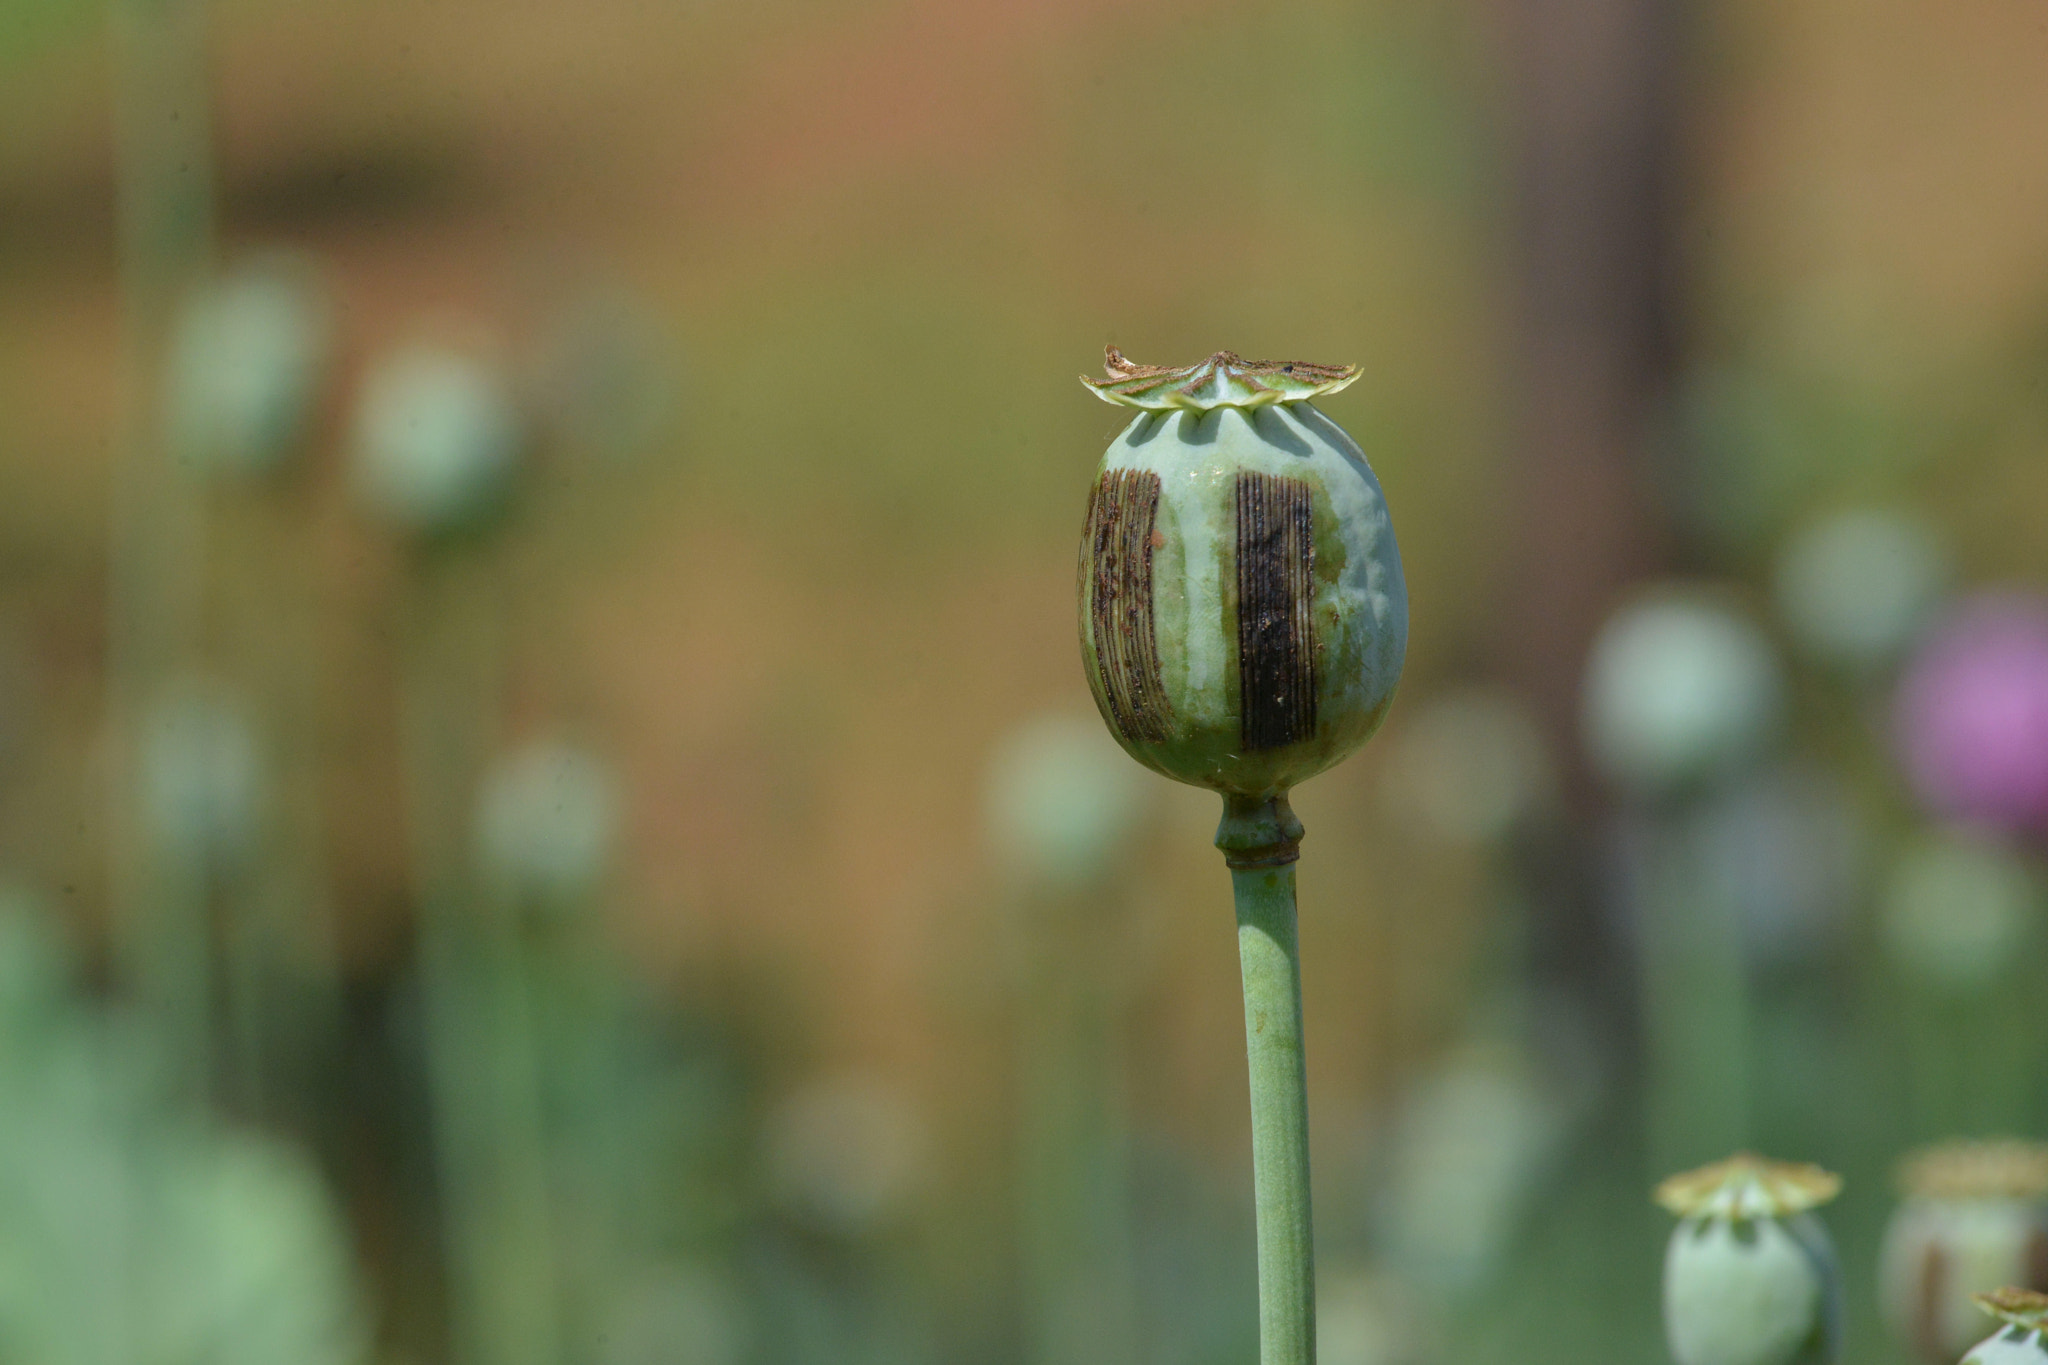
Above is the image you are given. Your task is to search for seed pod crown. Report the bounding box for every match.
[1978,1289,2048,1331]
[1081,347,1362,411]
[1900,1141,2048,1201]
[1657,1152,1843,1220]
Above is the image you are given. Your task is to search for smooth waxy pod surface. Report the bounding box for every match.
[1659,1154,1843,1365]
[1077,349,1406,799]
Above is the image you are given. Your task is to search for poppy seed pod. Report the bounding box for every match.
[1963,1289,2048,1365]
[472,739,620,911]
[1774,508,1949,677]
[1076,348,1406,824]
[1584,592,1784,802]
[140,682,265,875]
[1881,1142,2048,1363]
[1659,1154,1843,1365]
[351,340,522,538]
[164,254,332,479]
[1880,828,2041,993]
[984,712,1149,891]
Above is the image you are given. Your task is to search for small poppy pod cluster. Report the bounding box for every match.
[1075,349,1407,809]
[1658,1153,1843,1365]
[1881,1141,2048,1362]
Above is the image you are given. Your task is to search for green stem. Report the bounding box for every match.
[1637,813,1749,1175]
[1018,885,1139,1365]
[1217,793,1313,1365]
[399,554,564,1365]
[107,0,217,1105]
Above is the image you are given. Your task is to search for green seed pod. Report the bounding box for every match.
[765,1072,927,1238]
[140,680,265,875]
[1658,1154,1843,1365]
[164,253,332,479]
[1963,1289,2048,1365]
[351,339,522,537]
[1584,590,1785,802]
[1774,508,1949,677]
[1880,827,2041,993]
[1881,1142,2048,1363]
[1076,349,1406,809]
[472,739,620,912]
[984,712,1150,891]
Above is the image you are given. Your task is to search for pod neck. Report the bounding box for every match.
[1216,792,1304,869]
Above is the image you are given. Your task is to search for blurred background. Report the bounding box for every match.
[2,0,2048,1361]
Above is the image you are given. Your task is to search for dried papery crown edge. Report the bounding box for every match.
[1080,346,1361,411]
[1900,1140,2048,1201]
[1655,1152,1843,1219]
[1975,1288,2048,1331]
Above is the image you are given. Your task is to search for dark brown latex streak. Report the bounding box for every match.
[1084,469,1171,743]
[1236,472,1316,751]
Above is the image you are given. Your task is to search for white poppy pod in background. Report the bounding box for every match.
[1375,685,1556,847]
[140,682,265,875]
[764,1072,927,1239]
[1774,508,1950,676]
[1879,827,2041,993]
[1880,1141,2048,1363]
[1963,1289,2048,1365]
[1658,1153,1843,1365]
[1584,591,1785,801]
[164,254,332,479]
[351,340,522,536]
[473,740,620,910]
[1370,1032,1581,1298]
[984,712,1150,891]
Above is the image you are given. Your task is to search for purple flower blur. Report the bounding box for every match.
[1895,592,2048,836]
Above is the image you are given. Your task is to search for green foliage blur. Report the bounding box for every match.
[2,0,2048,1363]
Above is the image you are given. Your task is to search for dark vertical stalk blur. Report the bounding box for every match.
[1495,0,1685,1009]
[1496,0,1684,763]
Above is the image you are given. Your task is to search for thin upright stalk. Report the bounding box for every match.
[398,554,564,1365]
[101,2,214,1355]
[215,491,345,1124]
[1017,887,1138,1365]
[1632,811,1749,1174]
[107,0,216,1100]
[1218,794,1313,1365]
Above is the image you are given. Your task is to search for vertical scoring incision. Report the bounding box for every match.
[1084,469,1171,743]
[1236,471,1317,751]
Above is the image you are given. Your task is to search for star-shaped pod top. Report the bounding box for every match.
[1656,1152,1843,1220]
[1900,1139,2048,1201]
[1080,347,1361,411]
[1976,1289,2048,1333]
